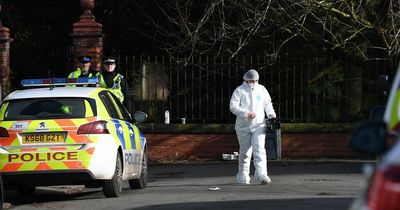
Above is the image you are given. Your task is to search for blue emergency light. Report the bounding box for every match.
[21,77,99,87]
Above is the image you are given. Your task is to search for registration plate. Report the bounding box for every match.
[22,133,65,144]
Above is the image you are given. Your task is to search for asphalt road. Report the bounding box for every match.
[4,160,370,210]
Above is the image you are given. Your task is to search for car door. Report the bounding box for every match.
[98,91,141,177]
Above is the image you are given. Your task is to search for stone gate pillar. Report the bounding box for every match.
[70,0,103,72]
[0,6,11,98]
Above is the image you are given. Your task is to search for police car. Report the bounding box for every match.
[0,78,148,197]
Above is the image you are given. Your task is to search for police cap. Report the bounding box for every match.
[78,56,92,63]
[104,57,116,64]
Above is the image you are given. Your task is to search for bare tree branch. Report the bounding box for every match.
[149,0,400,61]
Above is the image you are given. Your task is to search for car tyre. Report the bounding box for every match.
[103,154,123,197]
[129,150,148,189]
[17,184,36,195]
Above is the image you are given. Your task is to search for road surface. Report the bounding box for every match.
[4,160,370,210]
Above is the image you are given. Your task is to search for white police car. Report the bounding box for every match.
[0,78,148,197]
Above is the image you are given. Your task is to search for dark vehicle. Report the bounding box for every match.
[349,70,400,210]
[349,122,400,210]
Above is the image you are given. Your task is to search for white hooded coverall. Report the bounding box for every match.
[230,81,276,184]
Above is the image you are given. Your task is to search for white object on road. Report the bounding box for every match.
[208,187,220,191]
[222,154,237,160]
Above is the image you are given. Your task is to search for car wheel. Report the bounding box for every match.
[17,184,36,195]
[129,150,148,189]
[103,154,123,197]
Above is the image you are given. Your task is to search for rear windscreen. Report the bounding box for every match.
[2,98,97,120]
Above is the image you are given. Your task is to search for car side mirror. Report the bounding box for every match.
[133,111,148,123]
[349,121,388,155]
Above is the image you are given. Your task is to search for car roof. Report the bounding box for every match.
[4,87,105,100]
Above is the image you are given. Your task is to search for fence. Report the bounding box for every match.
[115,54,398,123]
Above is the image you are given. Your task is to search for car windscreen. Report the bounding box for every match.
[2,97,97,120]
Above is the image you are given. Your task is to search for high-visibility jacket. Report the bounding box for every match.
[68,68,96,78]
[67,68,98,87]
[98,73,124,102]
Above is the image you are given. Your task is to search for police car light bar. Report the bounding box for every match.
[21,77,99,87]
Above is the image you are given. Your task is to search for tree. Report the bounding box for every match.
[150,0,398,60]
[148,0,399,118]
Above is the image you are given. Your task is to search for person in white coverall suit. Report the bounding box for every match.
[230,69,276,185]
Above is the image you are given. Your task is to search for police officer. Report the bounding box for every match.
[99,57,132,113]
[68,56,97,78]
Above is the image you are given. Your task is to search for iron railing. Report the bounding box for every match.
[115,54,398,123]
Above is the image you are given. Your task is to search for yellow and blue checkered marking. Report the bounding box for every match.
[125,122,137,150]
[111,119,145,151]
[112,119,126,149]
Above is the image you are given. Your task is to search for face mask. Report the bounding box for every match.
[247,81,257,89]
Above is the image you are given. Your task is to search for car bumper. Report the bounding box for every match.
[0,136,119,181]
